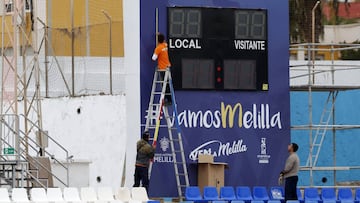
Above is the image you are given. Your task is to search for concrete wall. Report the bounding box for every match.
[291,90,360,186]
[323,23,360,43]
[290,60,360,86]
[41,95,128,188]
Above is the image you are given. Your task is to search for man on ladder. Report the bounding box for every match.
[152,33,172,105]
[146,32,189,199]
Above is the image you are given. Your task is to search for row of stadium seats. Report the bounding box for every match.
[0,187,153,203]
[185,186,289,201]
[301,187,360,202]
[185,186,360,202]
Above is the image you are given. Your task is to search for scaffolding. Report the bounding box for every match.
[0,0,69,188]
[1,0,43,154]
[290,43,360,187]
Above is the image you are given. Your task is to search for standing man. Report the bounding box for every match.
[152,33,172,105]
[133,131,155,192]
[152,33,171,70]
[280,143,300,202]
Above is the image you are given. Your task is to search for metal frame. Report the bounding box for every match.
[290,43,360,187]
[0,0,69,188]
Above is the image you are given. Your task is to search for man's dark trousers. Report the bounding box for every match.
[285,176,298,202]
[133,165,149,192]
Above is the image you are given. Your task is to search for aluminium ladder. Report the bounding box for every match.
[144,68,190,199]
[306,90,339,167]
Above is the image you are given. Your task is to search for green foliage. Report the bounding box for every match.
[289,0,323,43]
[323,17,359,25]
[289,0,351,44]
[340,41,360,60]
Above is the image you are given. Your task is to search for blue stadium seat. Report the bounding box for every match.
[268,200,281,203]
[185,186,202,201]
[338,188,353,202]
[304,188,320,201]
[236,186,253,201]
[220,186,236,201]
[339,201,355,203]
[213,201,227,203]
[253,186,270,201]
[251,200,265,203]
[232,201,246,203]
[304,200,319,203]
[287,201,300,203]
[321,188,336,202]
[269,187,284,200]
[203,186,219,201]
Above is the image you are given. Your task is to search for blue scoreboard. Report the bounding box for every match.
[140,0,290,197]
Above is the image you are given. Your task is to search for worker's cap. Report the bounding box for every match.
[142,131,150,139]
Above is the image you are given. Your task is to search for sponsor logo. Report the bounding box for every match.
[146,102,282,130]
[189,139,247,161]
[153,153,173,163]
[257,137,271,164]
[153,137,173,163]
[160,137,170,152]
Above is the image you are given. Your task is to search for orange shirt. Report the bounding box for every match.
[153,42,171,69]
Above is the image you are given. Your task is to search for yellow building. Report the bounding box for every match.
[47,0,124,57]
[0,1,33,49]
[0,0,124,57]
[290,44,342,60]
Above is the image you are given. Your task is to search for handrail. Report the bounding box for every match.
[18,114,69,187]
[19,114,69,154]
[290,42,360,47]
[21,163,48,188]
[17,129,68,186]
[0,114,70,187]
[1,132,68,187]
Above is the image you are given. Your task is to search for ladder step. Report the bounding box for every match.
[176,173,188,176]
[146,125,170,129]
[155,80,166,83]
[151,92,163,95]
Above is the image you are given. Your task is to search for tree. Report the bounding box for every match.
[289,0,348,44]
[289,0,323,43]
[340,41,360,60]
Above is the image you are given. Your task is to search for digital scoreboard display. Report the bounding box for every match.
[167,7,268,90]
